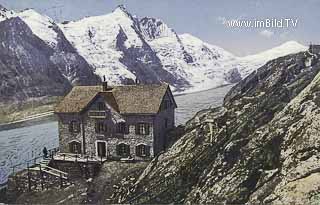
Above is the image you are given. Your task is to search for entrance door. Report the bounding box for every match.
[97,141,107,157]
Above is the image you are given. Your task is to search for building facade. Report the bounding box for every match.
[55,83,176,160]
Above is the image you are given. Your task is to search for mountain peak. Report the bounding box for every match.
[116,4,127,11]
[113,5,131,17]
[241,41,307,61]
[276,40,307,50]
[19,8,53,22]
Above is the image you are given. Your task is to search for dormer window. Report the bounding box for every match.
[98,102,106,110]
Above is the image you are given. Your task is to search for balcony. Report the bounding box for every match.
[88,110,107,119]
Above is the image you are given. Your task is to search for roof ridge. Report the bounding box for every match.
[55,83,172,114]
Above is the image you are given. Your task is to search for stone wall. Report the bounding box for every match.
[57,113,84,153]
[50,160,100,179]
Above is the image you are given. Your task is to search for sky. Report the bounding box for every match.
[0,0,319,56]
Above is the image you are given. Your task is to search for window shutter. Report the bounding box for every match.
[104,123,107,133]
[146,124,150,135]
[69,122,73,133]
[77,123,80,132]
[125,123,129,134]
[138,145,143,157]
[126,144,130,157]
[135,145,139,156]
[135,124,139,135]
[146,145,150,157]
[95,122,98,133]
[116,145,120,156]
[69,143,73,153]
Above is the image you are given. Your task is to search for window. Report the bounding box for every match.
[165,118,168,129]
[69,141,81,154]
[136,144,150,157]
[117,122,126,134]
[95,121,107,134]
[98,102,106,110]
[69,121,80,133]
[136,123,150,135]
[161,100,171,111]
[116,143,130,157]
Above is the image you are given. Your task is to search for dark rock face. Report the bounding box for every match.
[0,16,99,104]
[119,51,320,204]
[0,17,71,103]
[224,67,242,84]
[139,17,165,40]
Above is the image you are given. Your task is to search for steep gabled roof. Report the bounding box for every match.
[54,86,101,113]
[54,83,174,114]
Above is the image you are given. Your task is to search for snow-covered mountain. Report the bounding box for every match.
[238,41,308,77]
[59,6,191,91]
[0,6,99,103]
[58,6,307,93]
[57,6,245,92]
[0,4,308,97]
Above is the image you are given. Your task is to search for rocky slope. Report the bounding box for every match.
[121,47,320,204]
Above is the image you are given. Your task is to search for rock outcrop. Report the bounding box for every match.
[121,49,320,204]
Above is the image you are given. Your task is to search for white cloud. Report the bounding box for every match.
[217,16,227,25]
[259,29,274,38]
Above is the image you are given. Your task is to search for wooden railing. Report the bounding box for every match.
[88,110,107,118]
[10,147,59,175]
[54,153,107,164]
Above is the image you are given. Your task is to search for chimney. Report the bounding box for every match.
[101,75,111,91]
[135,78,140,85]
[102,81,108,91]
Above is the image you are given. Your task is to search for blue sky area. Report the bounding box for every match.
[0,0,318,56]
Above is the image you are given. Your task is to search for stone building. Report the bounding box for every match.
[54,83,177,160]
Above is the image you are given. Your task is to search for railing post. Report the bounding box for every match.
[27,163,31,192]
[75,155,78,162]
[63,154,66,161]
[39,164,44,190]
[60,173,63,189]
